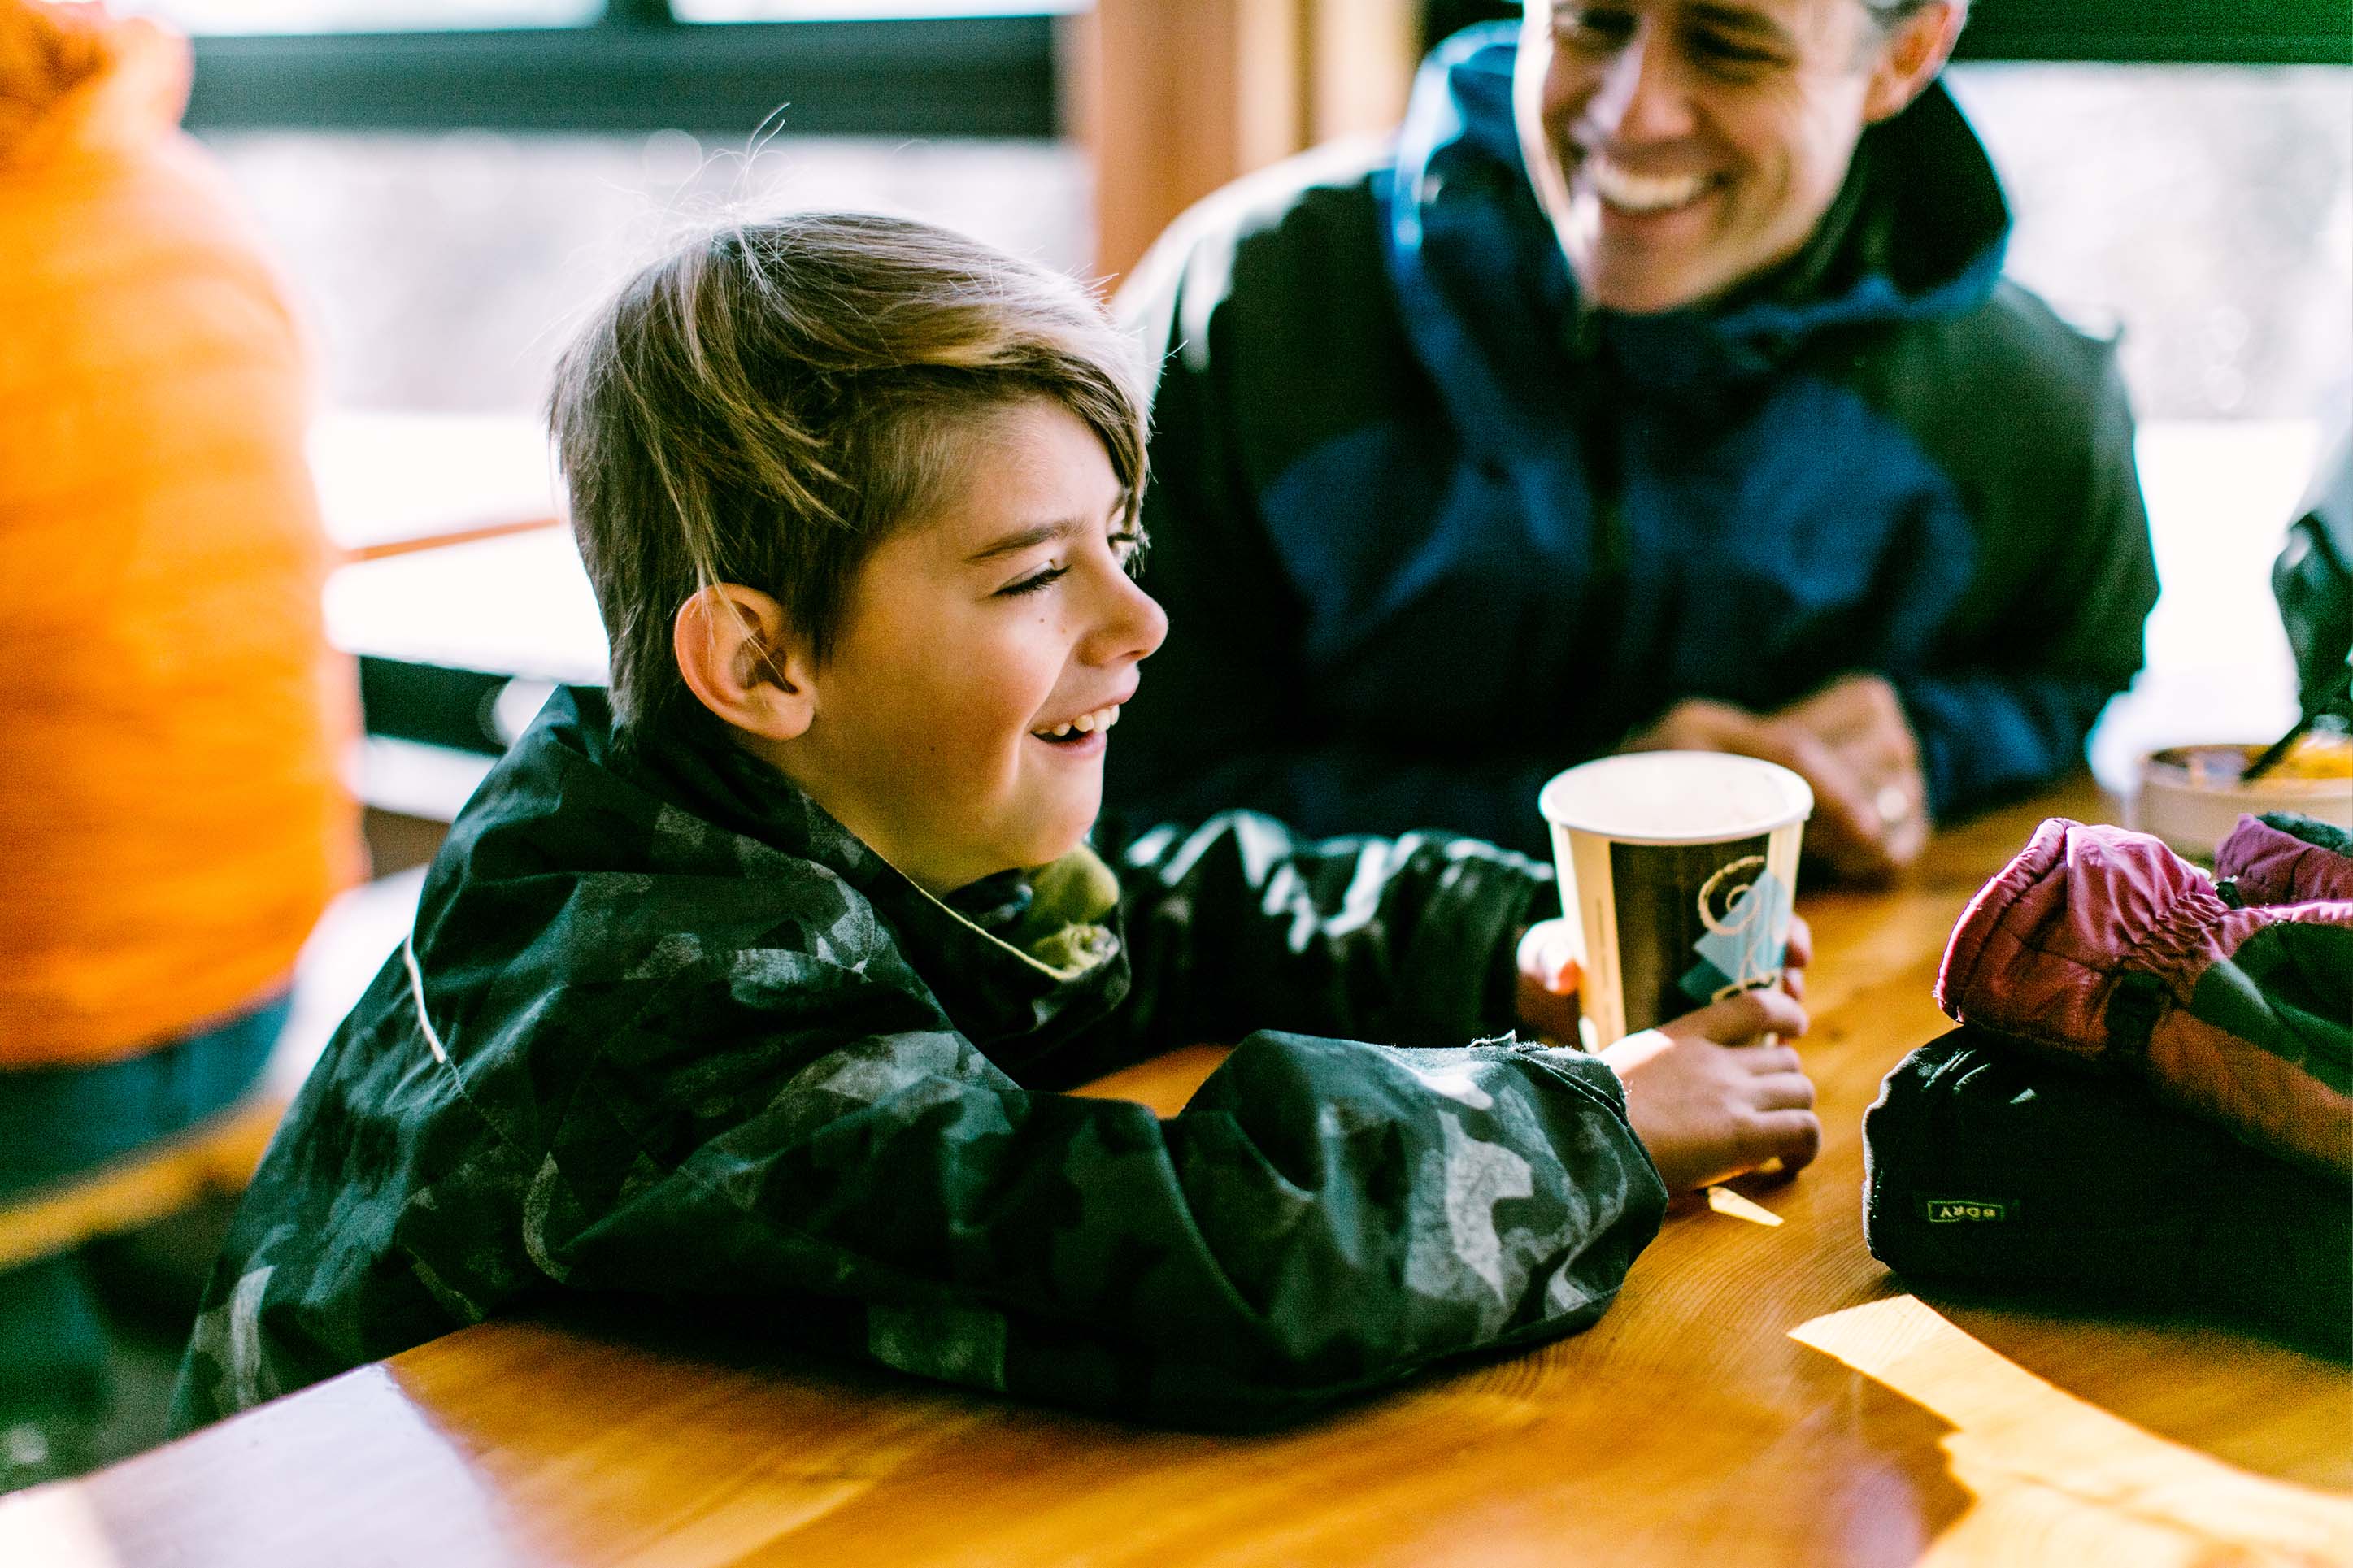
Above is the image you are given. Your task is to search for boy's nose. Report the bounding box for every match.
[1086,563,1167,666]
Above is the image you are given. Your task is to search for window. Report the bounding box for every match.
[1947,63,2351,426]
[120,1,599,33]
[1945,63,2353,780]
[132,0,1077,410]
[207,129,1086,411]
[675,2,1077,17]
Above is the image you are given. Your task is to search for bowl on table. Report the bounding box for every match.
[2131,735,2353,863]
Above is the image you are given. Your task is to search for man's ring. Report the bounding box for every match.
[1875,784,1912,827]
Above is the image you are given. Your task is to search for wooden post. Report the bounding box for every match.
[1077,0,1420,285]
[1306,0,1420,146]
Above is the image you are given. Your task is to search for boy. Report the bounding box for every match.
[176,214,1818,1431]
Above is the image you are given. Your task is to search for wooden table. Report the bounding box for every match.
[5,781,2347,1567]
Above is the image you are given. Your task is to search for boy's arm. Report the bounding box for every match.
[1101,812,1553,1058]
[536,977,1664,1428]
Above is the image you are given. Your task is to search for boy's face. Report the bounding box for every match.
[780,400,1166,894]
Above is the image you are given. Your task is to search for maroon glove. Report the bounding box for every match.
[1935,818,2353,1175]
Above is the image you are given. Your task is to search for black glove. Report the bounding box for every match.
[1864,1027,2351,1359]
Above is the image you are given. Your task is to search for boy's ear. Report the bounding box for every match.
[1861,1,1962,124]
[672,584,817,741]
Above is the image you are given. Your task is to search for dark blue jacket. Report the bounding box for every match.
[1105,26,2159,858]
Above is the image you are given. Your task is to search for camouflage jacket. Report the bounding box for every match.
[175,689,1665,1431]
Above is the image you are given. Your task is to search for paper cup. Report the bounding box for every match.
[1538,752,1814,1050]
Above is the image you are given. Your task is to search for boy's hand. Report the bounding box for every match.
[1514,913,1812,1041]
[1513,919,1585,1043]
[1599,988,1820,1193]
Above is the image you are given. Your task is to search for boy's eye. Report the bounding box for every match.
[998,563,1069,597]
[993,522,1146,598]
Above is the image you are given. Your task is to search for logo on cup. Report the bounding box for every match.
[1681,855,1794,1006]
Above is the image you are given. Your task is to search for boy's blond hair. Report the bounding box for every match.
[549,211,1147,730]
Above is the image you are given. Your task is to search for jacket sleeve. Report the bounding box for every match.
[1896,347,2159,819]
[1103,232,1566,862]
[1100,811,1552,1058]
[531,967,1664,1428]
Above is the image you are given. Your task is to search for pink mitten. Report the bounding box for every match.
[1936,818,2353,1175]
[1935,819,2251,1056]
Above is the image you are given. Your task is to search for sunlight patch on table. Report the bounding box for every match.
[1705,1185,1784,1227]
[1790,1293,2353,1566]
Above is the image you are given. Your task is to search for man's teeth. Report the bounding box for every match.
[1033,704,1122,739]
[1585,156,1709,213]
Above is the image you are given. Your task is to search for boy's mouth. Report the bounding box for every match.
[1030,702,1122,746]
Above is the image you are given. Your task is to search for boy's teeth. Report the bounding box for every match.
[1033,704,1121,739]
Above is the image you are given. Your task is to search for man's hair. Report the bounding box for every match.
[548,211,1147,730]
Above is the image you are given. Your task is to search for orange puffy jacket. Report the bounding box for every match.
[0,1,359,1066]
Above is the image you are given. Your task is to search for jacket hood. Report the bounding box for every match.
[1381,21,2010,425]
[0,1,189,170]
[414,688,1129,1069]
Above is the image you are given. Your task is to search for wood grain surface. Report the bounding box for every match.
[6,780,2347,1567]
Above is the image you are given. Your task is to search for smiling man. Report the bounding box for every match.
[1105,0,2159,880]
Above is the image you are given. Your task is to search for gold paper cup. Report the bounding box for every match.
[1539,752,1814,1050]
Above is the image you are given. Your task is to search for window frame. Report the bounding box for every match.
[1422,1,2351,69]
[1953,0,2351,66]
[180,1,2353,141]
[184,5,1062,137]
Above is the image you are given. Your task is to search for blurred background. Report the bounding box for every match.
[117,0,2342,849]
[123,0,2350,422]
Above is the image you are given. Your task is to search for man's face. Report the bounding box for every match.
[1516,0,1916,315]
[783,399,1166,895]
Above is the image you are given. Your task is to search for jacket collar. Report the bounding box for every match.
[441,687,1129,1062]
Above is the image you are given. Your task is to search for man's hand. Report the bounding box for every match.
[1775,675,1928,876]
[1623,675,1927,881]
[1515,913,1810,1043]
